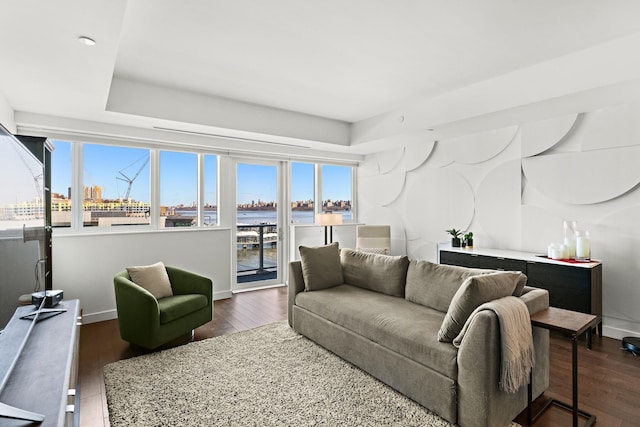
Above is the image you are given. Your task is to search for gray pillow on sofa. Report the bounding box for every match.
[437,271,522,342]
[299,242,344,291]
[340,248,409,297]
[405,260,492,312]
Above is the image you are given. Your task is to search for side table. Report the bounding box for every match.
[528,307,600,427]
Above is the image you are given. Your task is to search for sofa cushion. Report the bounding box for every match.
[405,260,492,312]
[437,271,522,342]
[299,242,344,291]
[126,261,173,299]
[295,284,458,378]
[158,294,209,324]
[340,249,409,297]
[513,273,528,297]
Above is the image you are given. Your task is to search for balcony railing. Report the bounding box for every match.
[237,223,277,283]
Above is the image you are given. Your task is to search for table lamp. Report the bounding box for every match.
[315,212,343,245]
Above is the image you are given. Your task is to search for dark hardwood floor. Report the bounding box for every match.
[78,287,640,427]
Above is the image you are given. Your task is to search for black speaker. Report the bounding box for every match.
[622,337,640,355]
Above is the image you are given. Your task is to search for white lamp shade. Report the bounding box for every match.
[315,212,343,226]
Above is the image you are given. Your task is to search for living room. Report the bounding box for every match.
[1,1,640,426]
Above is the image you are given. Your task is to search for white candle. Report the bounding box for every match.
[576,236,590,259]
[564,237,576,258]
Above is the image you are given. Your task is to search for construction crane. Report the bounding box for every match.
[117,156,149,201]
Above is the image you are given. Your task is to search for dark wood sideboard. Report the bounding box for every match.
[0,299,81,427]
[439,247,602,334]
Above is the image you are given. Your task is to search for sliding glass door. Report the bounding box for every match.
[234,160,283,291]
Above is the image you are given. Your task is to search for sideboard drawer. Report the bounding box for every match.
[440,251,526,272]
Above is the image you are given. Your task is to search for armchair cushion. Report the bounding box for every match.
[158,294,209,324]
[126,261,173,299]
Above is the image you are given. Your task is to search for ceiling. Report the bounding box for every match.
[2,1,640,155]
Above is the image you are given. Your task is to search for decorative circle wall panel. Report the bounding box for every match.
[404,140,435,172]
[376,147,405,174]
[405,168,474,242]
[522,146,640,204]
[357,154,381,178]
[422,142,454,169]
[521,113,578,157]
[358,171,406,207]
[581,103,640,151]
[442,125,518,164]
[407,239,438,262]
[476,160,521,246]
[521,205,564,253]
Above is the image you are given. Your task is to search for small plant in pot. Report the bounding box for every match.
[446,228,463,247]
[464,232,474,249]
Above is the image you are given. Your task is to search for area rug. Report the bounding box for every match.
[104,322,520,426]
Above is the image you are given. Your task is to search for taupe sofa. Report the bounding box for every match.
[288,244,549,427]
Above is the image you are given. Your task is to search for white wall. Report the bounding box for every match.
[53,228,232,323]
[358,101,640,339]
[0,91,15,132]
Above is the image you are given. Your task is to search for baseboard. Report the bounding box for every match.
[233,283,285,294]
[603,324,640,340]
[82,309,118,324]
[214,290,233,300]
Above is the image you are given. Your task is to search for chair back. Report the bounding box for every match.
[356,225,391,255]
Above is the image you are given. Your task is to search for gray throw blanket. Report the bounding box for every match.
[453,296,535,393]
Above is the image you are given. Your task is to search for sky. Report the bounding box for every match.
[51,141,352,207]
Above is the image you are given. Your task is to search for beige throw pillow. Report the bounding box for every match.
[340,249,409,297]
[299,242,344,291]
[126,261,174,299]
[437,271,522,342]
[405,260,493,312]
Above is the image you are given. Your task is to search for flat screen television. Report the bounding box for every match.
[0,123,58,422]
[0,123,52,329]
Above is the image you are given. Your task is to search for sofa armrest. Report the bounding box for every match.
[113,272,161,338]
[455,286,550,427]
[166,266,213,305]
[520,286,550,315]
[288,261,305,326]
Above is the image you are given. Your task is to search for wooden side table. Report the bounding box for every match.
[528,307,600,427]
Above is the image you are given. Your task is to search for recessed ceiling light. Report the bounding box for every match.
[78,36,96,46]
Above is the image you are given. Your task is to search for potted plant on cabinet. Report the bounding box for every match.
[446,228,463,247]
[464,232,474,249]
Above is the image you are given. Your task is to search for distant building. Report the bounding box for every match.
[83,185,103,202]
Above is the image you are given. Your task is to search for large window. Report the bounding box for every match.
[83,144,150,227]
[50,140,72,228]
[321,164,352,221]
[50,137,355,232]
[160,151,197,227]
[290,162,314,223]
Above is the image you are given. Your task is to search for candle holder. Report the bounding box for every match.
[575,230,590,261]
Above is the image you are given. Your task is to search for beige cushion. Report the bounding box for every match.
[513,273,528,297]
[299,242,344,291]
[126,261,173,299]
[437,271,522,342]
[340,248,409,297]
[405,260,493,312]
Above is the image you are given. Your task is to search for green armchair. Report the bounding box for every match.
[113,265,213,349]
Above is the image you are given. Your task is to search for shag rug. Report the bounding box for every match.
[104,322,520,426]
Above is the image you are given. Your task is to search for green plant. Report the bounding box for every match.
[445,228,462,238]
[464,231,473,241]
